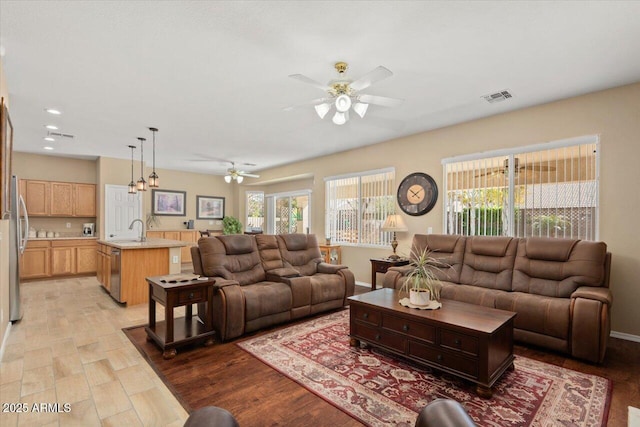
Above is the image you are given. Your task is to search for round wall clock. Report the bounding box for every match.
[397,172,438,216]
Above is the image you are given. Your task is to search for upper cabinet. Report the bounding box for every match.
[20,179,96,217]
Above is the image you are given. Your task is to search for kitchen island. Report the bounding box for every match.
[96,238,189,306]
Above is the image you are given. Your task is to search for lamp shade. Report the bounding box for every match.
[224,175,232,183]
[381,214,408,232]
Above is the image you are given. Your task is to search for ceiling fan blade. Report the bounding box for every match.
[288,74,330,92]
[475,168,502,178]
[349,66,393,92]
[522,165,557,172]
[239,172,260,178]
[283,97,332,112]
[358,94,404,108]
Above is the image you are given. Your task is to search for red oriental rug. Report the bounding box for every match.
[238,310,611,427]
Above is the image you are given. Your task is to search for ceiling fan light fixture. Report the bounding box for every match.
[224,175,232,183]
[353,102,369,118]
[236,175,244,184]
[332,111,348,125]
[335,94,352,113]
[314,102,331,119]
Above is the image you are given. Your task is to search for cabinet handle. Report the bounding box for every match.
[402,324,409,332]
[375,334,381,341]
[437,354,443,361]
[363,313,369,319]
[454,338,461,345]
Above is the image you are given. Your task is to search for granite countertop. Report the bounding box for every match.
[30,236,99,241]
[97,238,188,249]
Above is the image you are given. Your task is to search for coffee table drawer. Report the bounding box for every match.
[382,315,435,344]
[409,341,478,379]
[440,329,478,356]
[352,323,407,353]
[352,305,381,326]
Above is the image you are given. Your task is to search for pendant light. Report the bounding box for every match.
[148,127,159,187]
[136,137,148,191]
[128,145,137,194]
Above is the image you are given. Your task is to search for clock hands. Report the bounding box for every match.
[408,187,424,199]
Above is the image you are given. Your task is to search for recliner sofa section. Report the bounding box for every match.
[191,233,355,341]
[383,234,612,363]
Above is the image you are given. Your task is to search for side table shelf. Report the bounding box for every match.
[145,275,216,359]
[319,244,341,265]
[370,257,410,290]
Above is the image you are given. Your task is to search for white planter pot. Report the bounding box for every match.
[409,289,430,306]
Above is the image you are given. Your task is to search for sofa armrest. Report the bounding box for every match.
[571,286,612,305]
[211,278,240,290]
[388,265,413,276]
[317,262,347,274]
[266,267,301,279]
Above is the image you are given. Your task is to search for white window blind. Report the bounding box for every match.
[442,135,599,240]
[325,168,395,246]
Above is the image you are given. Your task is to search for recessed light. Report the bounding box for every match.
[44,137,55,142]
[45,125,58,130]
[45,108,62,115]
[43,146,54,150]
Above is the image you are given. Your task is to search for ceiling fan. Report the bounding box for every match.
[476,158,557,177]
[224,161,259,183]
[285,62,404,125]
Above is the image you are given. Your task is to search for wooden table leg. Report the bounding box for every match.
[371,263,377,291]
[185,303,192,321]
[163,348,177,359]
[476,384,493,398]
[349,337,360,347]
[165,293,174,344]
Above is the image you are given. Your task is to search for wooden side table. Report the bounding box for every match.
[319,244,342,264]
[145,275,216,359]
[370,258,410,291]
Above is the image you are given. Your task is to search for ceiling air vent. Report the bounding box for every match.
[47,131,75,139]
[482,90,513,104]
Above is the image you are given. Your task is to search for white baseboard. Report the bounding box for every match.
[610,330,640,343]
[355,281,370,288]
[0,322,12,362]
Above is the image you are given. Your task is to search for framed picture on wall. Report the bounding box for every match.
[196,195,225,220]
[0,98,14,218]
[152,189,186,216]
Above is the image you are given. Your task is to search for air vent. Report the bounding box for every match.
[47,131,75,139]
[483,90,513,104]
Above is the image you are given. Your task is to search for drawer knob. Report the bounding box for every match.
[363,313,369,319]
[189,293,194,299]
[375,334,381,341]
[437,354,443,361]
[454,338,461,345]
[402,324,409,332]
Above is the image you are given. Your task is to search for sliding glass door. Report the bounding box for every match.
[268,191,311,234]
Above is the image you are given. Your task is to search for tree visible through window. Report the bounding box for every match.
[442,136,599,240]
[246,191,264,232]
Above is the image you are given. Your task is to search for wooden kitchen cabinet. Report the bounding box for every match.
[20,179,96,217]
[20,241,51,279]
[77,245,98,273]
[51,246,75,276]
[96,244,111,291]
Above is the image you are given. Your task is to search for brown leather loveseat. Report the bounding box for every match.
[383,234,612,363]
[191,233,355,341]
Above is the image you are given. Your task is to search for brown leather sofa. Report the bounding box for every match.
[191,233,355,341]
[383,234,612,363]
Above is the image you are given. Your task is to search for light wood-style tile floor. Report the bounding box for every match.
[0,276,189,427]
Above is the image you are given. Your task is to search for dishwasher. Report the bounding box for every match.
[110,248,123,302]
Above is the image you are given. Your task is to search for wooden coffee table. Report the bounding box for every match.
[348,288,516,397]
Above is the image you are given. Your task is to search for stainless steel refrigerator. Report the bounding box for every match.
[9,175,29,322]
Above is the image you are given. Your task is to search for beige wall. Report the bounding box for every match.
[241,82,640,337]
[13,152,97,183]
[0,58,10,346]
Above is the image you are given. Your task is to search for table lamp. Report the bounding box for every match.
[381,214,408,260]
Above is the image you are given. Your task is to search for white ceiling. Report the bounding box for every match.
[2,1,640,178]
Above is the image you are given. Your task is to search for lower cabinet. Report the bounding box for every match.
[96,243,111,291]
[21,239,97,279]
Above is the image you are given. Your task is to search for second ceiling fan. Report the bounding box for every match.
[285,62,403,125]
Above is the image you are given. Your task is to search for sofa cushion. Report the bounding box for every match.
[218,235,255,255]
[512,239,607,297]
[495,292,570,340]
[411,234,465,283]
[310,274,345,304]
[255,234,285,271]
[242,282,292,321]
[198,236,266,285]
[439,283,501,308]
[459,236,517,291]
[277,234,323,276]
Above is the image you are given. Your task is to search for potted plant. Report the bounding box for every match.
[400,247,444,306]
[222,216,243,235]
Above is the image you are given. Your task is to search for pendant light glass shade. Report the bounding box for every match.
[148,127,159,187]
[128,145,137,194]
[224,175,232,183]
[332,111,348,125]
[236,175,244,184]
[136,137,147,191]
[353,102,369,118]
[314,103,331,119]
[335,94,352,113]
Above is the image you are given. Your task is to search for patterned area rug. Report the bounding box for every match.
[238,310,611,427]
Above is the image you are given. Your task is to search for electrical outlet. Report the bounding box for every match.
[209,220,214,225]
[66,223,71,228]
[172,255,179,264]
[427,227,433,234]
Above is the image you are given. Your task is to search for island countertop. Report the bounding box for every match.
[97,238,188,249]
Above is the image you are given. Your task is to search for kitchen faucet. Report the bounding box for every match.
[129,219,146,242]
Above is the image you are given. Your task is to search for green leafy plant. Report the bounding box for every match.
[146,213,161,229]
[531,214,571,238]
[222,216,243,235]
[400,247,446,302]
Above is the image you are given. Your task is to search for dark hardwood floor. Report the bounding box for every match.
[126,285,639,426]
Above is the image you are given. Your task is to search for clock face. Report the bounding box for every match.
[397,173,438,216]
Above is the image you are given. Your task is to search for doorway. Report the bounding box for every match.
[105,185,143,240]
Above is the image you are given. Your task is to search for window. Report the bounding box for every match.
[269,191,311,234]
[442,135,599,240]
[325,168,395,246]
[246,191,264,232]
